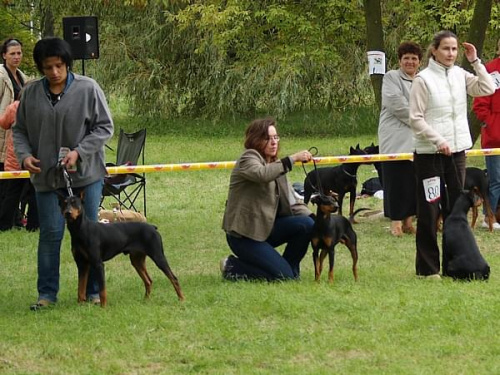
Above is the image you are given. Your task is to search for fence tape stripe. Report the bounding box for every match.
[2,148,500,179]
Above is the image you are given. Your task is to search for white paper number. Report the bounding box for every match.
[423,176,441,203]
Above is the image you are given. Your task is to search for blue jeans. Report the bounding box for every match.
[36,179,103,303]
[225,215,314,281]
[485,155,500,218]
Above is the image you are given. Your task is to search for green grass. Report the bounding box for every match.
[1,126,499,374]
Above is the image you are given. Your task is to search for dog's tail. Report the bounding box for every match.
[349,208,371,222]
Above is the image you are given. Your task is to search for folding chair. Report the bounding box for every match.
[101,129,147,216]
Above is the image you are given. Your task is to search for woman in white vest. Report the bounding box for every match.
[409,30,495,279]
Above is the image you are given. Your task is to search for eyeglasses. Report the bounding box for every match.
[266,135,280,142]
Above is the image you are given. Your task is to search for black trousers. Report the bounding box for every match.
[0,178,38,231]
[413,151,465,276]
[382,160,417,220]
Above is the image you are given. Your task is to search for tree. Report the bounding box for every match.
[462,0,493,144]
[363,0,384,110]
[2,0,500,121]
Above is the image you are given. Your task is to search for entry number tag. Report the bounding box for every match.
[491,71,500,90]
[423,176,440,203]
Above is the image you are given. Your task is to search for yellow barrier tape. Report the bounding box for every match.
[2,148,500,179]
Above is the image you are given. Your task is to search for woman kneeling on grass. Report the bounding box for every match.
[221,117,314,281]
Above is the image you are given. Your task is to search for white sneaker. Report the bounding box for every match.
[416,274,441,280]
[481,220,500,230]
[219,257,228,274]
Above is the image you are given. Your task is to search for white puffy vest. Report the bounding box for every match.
[414,58,472,153]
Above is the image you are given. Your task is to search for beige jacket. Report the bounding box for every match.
[0,64,18,162]
[222,149,311,241]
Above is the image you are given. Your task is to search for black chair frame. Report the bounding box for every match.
[101,129,147,216]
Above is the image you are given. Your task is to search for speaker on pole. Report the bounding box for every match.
[63,16,99,60]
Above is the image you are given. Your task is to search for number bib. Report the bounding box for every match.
[423,176,441,203]
[491,71,500,90]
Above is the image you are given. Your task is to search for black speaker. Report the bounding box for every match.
[63,16,99,60]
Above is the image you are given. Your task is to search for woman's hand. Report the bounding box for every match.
[462,42,478,63]
[61,149,79,170]
[23,156,41,173]
[291,150,313,163]
[438,141,451,156]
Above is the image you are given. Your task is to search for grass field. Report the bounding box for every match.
[1,119,500,374]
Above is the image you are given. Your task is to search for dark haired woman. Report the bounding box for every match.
[0,38,28,227]
[13,37,114,309]
[378,41,422,237]
[221,117,314,281]
[409,30,495,279]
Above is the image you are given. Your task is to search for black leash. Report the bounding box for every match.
[436,152,464,214]
[301,146,329,198]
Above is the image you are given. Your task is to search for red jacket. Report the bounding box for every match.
[473,58,500,148]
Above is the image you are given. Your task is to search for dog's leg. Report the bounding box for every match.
[312,250,320,281]
[471,205,478,229]
[344,239,359,282]
[156,259,185,301]
[92,261,107,307]
[337,194,345,217]
[311,239,321,282]
[130,253,153,298]
[319,249,329,282]
[72,250,89,303]
[147,233,185,301]
[327,249,335,284]
[348,188,357,223]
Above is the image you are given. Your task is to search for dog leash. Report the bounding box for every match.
[59,162,74,197]
[301,146,329,198]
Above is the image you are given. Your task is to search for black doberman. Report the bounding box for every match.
[442,189,490,281]
[303,145,367,221]
[59,192,185,307]
[464,167,494,231]
[363,143,383,187]
[310,193,367,283]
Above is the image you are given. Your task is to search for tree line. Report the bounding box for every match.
[1,0,500,124]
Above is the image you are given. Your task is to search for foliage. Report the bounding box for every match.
[2,0,500,119]
[95,0,372,119]
[0,5,37,75]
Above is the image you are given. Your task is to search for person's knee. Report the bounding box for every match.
[39,226,63,242]
[297,216,314,235]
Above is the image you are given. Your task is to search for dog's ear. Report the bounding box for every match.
[310,195,320,205]
[356,144,360,150]
[79,190,85,202]
[328,190,339,200]
[55,190,66,208]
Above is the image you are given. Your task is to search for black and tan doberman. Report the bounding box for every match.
[303,145,367,222]
[310,193,366,283]
[59,192,185,307]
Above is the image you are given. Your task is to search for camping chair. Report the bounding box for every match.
[101,129,147,216]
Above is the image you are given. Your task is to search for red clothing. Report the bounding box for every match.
[0,101,21,170]
[473,58,500,148]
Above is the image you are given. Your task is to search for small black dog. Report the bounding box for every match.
[442,189,490,280]
[464,167,494,231]
[363,143,383,187]
[304,145,367,221]
[59,192,185,307]
[310,193,366,283]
